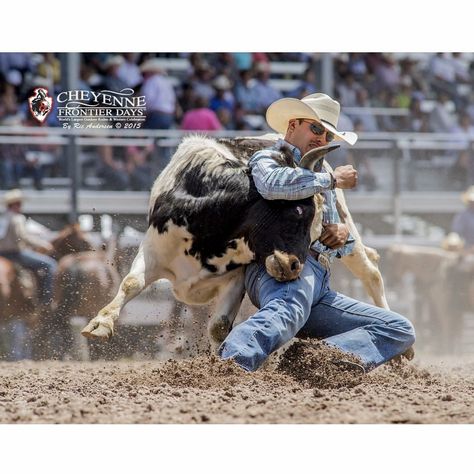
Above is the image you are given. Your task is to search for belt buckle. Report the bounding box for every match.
[318,253,330,269]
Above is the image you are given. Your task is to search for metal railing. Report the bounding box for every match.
[0,126,472,234]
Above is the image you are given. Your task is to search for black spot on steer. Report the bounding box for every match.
[226,261,242,272]
[148,138,316,272]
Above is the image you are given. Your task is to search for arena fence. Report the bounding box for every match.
[0,127,471,235]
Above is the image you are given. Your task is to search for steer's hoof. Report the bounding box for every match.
[81,319,114,340]
[208,315,231,347]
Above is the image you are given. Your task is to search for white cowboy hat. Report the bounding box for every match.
[461,185,474,204]
[266,92,358,146]
[104,55,124,69]
[3,189,24,205]
[213,75,232,91]
[140,58,165,74]
[441,232,464,251]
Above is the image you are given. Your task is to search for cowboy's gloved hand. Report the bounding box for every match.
[319,223,349,249]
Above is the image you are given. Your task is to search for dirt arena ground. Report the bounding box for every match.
[0,341,473,424]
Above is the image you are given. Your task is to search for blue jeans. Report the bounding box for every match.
[0,250,57,305]
[144,111,174,129]
[219,255,415,372]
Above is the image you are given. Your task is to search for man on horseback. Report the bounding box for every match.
[0,189,57,308]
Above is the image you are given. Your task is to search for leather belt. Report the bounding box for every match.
[309,248,331,269]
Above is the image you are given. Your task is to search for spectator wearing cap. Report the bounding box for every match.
[347,53,368,79]
[373,53,400,94]
[191,62,216,102]
[140,58,176,129]
[0,189,57,307]
[452,186,474,251]
[253,62,282,112]
[102,55,128,91]
[234,69,259,114]
[209,75,235,114]
[181,96,222,131]
[117,53,143,89]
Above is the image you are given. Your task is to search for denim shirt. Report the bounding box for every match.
[248,139,355,260]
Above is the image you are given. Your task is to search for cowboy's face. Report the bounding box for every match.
[286,119,333,155]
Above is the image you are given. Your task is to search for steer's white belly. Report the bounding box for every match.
[151,221,253,306]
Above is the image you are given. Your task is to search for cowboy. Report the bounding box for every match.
[452,186,474,252]
[0,189,57,307]
[219,93,416,372]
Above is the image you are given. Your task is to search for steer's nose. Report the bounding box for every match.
[290,256,301,272]
[265,251,303,281]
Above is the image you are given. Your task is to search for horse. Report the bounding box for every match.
[0,256,38,359]
[47,223,120,359]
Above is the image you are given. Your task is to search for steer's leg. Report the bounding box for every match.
[341,242,390,310]
[333,184,389,309]
[208,268,246,353]
[81,236,161,340]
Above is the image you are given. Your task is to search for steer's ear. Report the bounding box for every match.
[299,144,340,171]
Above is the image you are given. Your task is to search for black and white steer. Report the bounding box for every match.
[82,135,389,350]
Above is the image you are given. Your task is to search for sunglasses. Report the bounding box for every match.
[299,119,335,142]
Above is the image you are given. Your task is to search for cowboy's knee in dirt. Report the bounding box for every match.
[386,311,416,346]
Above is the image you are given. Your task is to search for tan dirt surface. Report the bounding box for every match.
[0,342,473,424]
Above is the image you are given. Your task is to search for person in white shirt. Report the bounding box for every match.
[140,59,176,129]
[117,53,143,89]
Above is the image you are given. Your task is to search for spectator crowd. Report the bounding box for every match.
[2,52,474,190]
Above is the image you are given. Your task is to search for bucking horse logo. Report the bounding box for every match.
[28,88,53,123]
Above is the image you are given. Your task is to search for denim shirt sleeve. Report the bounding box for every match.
[249,149,332,201]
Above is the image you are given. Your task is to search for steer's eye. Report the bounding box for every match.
[295,206,303,216]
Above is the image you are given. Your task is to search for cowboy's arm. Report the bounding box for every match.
[249,150,333,201]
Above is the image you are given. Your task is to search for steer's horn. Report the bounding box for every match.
[299,144,340,171]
